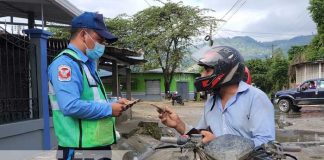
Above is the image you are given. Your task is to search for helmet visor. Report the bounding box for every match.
[198,50,224,68]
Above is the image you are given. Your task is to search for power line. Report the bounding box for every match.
[220,0,244,20]
[213,0,247,39]
[205,0,244,46]
[216,1,314,41]
[153,0,165,5]
[217,0,247,31]
[289,10,308,28]
[144,0,152,6]
[224,0,247,24]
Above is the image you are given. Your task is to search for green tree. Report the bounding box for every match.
[269,48,289,92]
[309,0,324,34]
[246,48,289,94]
[246,59,272,93]
[287,45,307,63]
[47,27,70,39]
[306,0,324,61]
[105,14,135,49]
[129,2,217,94]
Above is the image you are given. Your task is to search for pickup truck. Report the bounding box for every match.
[273,78,324,112]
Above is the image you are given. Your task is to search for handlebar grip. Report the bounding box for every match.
[160,137,178,144]
[160,136,189,145]
[177,136,190,145]
[282,145,302,152]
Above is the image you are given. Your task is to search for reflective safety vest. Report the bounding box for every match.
[49,49,116,148]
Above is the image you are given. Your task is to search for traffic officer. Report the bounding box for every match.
[48,12,128,160]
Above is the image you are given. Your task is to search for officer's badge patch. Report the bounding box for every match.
[58,65,71,81]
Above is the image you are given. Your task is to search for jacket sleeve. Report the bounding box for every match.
[48,56,112,120]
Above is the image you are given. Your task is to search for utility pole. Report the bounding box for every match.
[209,24,213,46]
[206,19,226,46]
[271,44,277,57]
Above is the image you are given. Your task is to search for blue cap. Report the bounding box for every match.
[72,12,118,43]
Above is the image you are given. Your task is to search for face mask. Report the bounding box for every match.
[83,31,105,60]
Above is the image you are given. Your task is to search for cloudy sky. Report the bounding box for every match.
[68,0,317,42]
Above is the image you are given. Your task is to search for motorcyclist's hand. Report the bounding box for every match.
[201,130,215,144]
[111,103,124,117]
[158,106,185,134]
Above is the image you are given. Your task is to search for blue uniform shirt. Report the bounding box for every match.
[196,81,275,147]
[48,44,112,119]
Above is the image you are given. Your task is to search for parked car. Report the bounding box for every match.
[273,78,324,112]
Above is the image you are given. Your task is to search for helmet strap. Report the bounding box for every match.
[210,90,220,111]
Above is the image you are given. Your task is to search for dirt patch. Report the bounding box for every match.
[136,121,162,140]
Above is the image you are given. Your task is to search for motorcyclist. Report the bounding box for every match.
[158,46,275,147]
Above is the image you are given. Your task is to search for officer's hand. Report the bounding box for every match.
[111,103,124,117]
[117,98,138,111]
[117,98,129,105]
[201,130,215,144]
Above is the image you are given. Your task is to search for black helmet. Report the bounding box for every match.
[194,46,245,92]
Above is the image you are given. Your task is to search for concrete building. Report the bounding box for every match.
[292,60,324,85]
[102,68,199,101]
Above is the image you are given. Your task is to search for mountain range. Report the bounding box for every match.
[192,35,314,60]
[180,35,314,71]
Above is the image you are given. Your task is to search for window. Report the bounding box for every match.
[300,80,316,90]
[300,81,309,90]
[321,63,324,77]
[318,80,324,89]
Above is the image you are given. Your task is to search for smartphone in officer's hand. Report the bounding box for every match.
[122,99,140,111]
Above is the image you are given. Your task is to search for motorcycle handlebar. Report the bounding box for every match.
[160,136,189,145]
[160,137,178,144]
[282,145,302,152]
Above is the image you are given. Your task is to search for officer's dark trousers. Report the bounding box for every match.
[57,145,111,160]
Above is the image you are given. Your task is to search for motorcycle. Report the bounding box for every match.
[170,91,184,106]
[156,134,299,160]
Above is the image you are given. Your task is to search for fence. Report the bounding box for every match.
[47,38,68,64]
[0,28,70,124]
[0,28,38,124]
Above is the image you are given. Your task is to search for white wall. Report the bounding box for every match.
[295,62,323,85]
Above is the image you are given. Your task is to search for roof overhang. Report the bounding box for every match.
[100,46,147,66]
[0,0,82,25]
[291,60,324,67]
